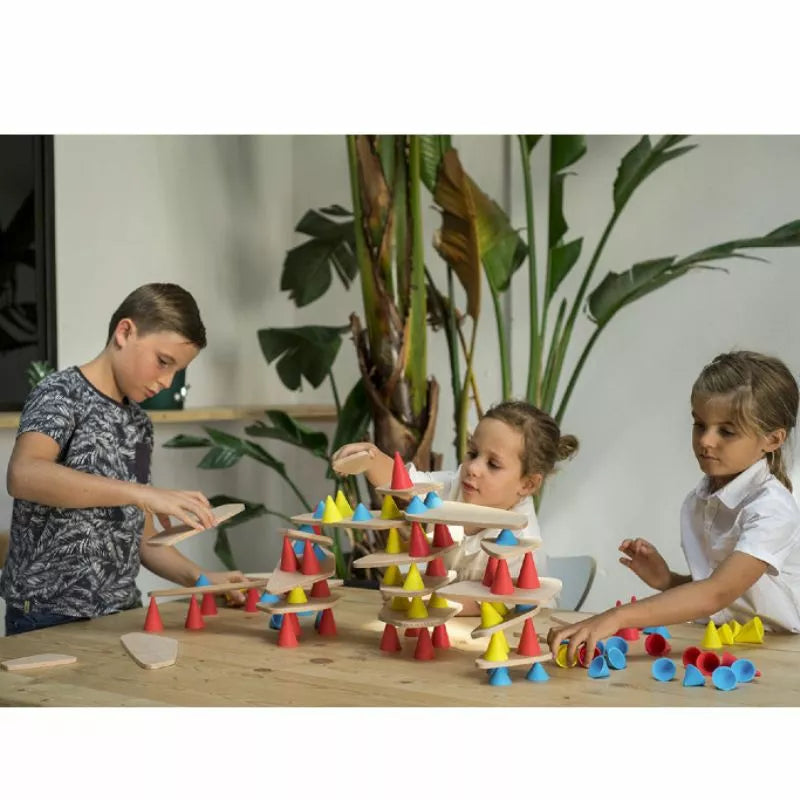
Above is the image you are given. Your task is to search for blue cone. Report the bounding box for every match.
[595,640,606,654]
[515,604,535,613]
[313,500,325,519]
[653,625,672,639]
[405,495,428,515]
[487,668,497,678]
[731,658,756,683]
[298,523,315,534]
[642,626,659,634]
[605,635,629,655]
[298,610,314,618]
[259,592,280,604]
[605,647,627,670]
[293,539,305,555]
[313,543,327,561]
[495,529,519,546]
[526,662,550,682]
[652,657,676,682]
[424,491,443,509]
[269,614,284,630]
[194,574,211,587]
[588,655,610,678]
[683,664,706,687]
[314,611,323,629]
[488,666,513,686]
[712,665,738,691]
[351,502,373,522]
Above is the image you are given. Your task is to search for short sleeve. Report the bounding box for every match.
[17,377,76,451]
[735,500,800,576]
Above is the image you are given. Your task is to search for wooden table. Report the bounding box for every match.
[0,587,797,706]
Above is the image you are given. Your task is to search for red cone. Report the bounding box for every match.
[405,627,421,637]
[432,523,454,548]
[515,552,540,589]
[144,597,164,632]
[517,617,541,656]
[380,623,402,652]
[408,523,430,557]
[720,651,737,667]
[432,625,451,649]
[617,627,640,641]
[682,646,702,667]
[317,608,337,636]
[310,579,331,598]
[491,559,515,595]
[185,595,205,630]
[287,612,301,638]
[312,525,322,536]
[482,556,499,587]
[277,618,299,647]
[391,452,414,489]
[414,628,435,660]
[301,539,321,575]
[615,600,622,607]
[200,592,218,616]
[425,557,447,577]
[280,537,299,572]
[244,587,260,612]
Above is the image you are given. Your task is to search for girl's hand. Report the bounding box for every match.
[546,609,622,666]
[618,537,671,591]
[205,570,248,605]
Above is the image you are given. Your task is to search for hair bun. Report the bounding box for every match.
[556,434,579,461]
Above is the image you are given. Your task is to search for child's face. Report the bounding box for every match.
[692,395,785,491]
[460,418,541,510]
[112,320,200,403]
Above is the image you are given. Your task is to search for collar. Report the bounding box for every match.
[694,458,771,509]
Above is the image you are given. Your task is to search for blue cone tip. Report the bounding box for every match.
[405,496,428,515]
[269,614,284,630]
[495,529,519,546]
[488,666,513,686]
[712,665,738,691]
[194,574,211,587]
[683,664,706,687]
[298,523,315,534]
[652,658,676,682]
[526,662,550,682]
[424,492,443,509]
[313,500,325,519]
[352,503,373,522]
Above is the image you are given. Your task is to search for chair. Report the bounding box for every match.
[547,555,596,611]
[0,530,8,569]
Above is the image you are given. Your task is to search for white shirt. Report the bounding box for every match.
[406,463,545,583]
[680,458,800,633]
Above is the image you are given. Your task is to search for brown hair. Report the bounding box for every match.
[107,283,206,349]
[483,400,579,478]
[691,351,798,491]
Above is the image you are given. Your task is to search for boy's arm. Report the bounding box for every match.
[7,432,215,529]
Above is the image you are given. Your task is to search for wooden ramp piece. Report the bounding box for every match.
[404,500,527,531]
[1,653,77,672]
[121,633,178,670]
[147,503,245,547]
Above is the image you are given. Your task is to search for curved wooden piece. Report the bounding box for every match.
[378,603,461,629]
[470,605,541,639]
[121,633,178,670]
[480,538,541,559]
[148,578,268,598]
[475,652,553,670]
[147,503,245,547]
[1,653,77,671]
[331,451,374,475]
[374,481,444,500]
[279,528,334,545]
[352,543,457,569]
[379,571,457,598]
[403,500,527,531]
[266,559,337,595]
[435,577,562,606]
[256,593,342,614]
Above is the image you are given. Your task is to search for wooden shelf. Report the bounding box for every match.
[0,404,338,430]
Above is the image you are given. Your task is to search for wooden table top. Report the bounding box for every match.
[1,587,798,707]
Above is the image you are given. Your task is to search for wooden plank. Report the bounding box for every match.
[404,501,527,531]
[475,652,553,670]
[279,528,334,545]
[470,606,541,638]
[1,653,77,672]
[148,577,268,598]
[266,562,336,595]
[436,577,562,606]
[120,633,178,670]
[480,538,541,559]
[352,543,457,569]
[256,594,342,614]
[377,605,460,628]
[374,481,444,500]
[379,572,457,598]
[147,503,245,546]
[290,511,407,531]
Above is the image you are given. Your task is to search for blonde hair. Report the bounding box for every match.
[692,351,798,491]
[482,400,579,478]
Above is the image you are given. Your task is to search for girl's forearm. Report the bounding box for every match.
[614,578,724,629]
[139,539,202,586]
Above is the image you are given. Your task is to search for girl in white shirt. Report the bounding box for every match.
[549,350,800,665]
[332,400,578,613]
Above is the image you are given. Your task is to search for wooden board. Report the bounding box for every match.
[378,604,461,629]
[403,500,527,531]
[436,577,562,606]
[480,538,541,559]
[352,543,458,569]
[279,528,334,545]
[148,578,268,598]
[289,511,408,530]
[1,653,77,672]
[475,652,553,670]
[256,594,343,614]
[549,611,591,627]
[147,503,245,546]
[470,606,541,639]
[374,481,444,500]
[379,572,457,598]
[331,450,374,475]
[266,561,337,595]
[120,633,178,670]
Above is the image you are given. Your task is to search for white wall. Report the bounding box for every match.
[2,134,800,634]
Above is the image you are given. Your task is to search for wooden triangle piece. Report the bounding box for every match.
[121,633,178,670]
[147,503,245,546]
[1,653,77,672]
[404,500,527,531]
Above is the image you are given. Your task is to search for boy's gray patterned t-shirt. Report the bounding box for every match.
[0,367,153,617]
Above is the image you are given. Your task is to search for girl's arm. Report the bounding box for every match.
[548,551,769,665]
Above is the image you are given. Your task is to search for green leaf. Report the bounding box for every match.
[295,209,353,240]
[522,135,542,154]
[245,410,329,460]
[319,204,351,216]
[326,378,371,480]
[257,325,347,390]
[213,529,237,571]
[613,135,696,214]
[419,135,450,194]
[547,238,583,301]
[483,229,527,294]
[551,135,586,173]
[162,434,213,448]
[548,172,569,248]
[198,446,243,469]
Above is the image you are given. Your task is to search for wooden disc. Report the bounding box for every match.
[469,605,541,638]
[148,578,268,598]
[121,633,178,670]
[378,604,461,629]
[147,503,245,546]
[374,481,444,500]
[352,543,457,569]
[480,537,541,559]
[279,528,334,545]
[435,577,562,605]
[475,652,553,670]
[403,500,527,531]
[257,593,342,614]
[379,571,456,598]
[0,653,77,672]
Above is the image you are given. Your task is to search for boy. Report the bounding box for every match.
[1,283,246,635]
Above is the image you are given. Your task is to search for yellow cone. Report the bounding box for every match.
[730,620,742,639]
[490,602,508,618]
[717,622,734,645]
[734,616,764,644]
[483,631,509,662]
[334,490,353,518]
[322,495,344,524]
[480,602,505,629]
[407,596,429,619]
[382,564,403,587]
[427,593,450,609]
[390,596,410,612]
[701,620,723,650]
[385,528,402,554]
[287,586,308,604]
[555,643,578,668]
[402,563,425,592]
[380,495,402,520]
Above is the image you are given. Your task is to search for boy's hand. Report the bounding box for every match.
[206,570,248,605]
[136,486,215,531]
[546,608,621,666]
[618,537,671,591]
[330,442,376,471]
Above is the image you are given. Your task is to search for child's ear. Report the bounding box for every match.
[113,318,136,348]
[763,428,787,453]
[520,473,544,497]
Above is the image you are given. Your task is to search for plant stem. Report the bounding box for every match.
[519,136,540,405]
[457,318,480,461]
[555,324,604,425]
[329,371,342,415]
[489,286,511,399]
